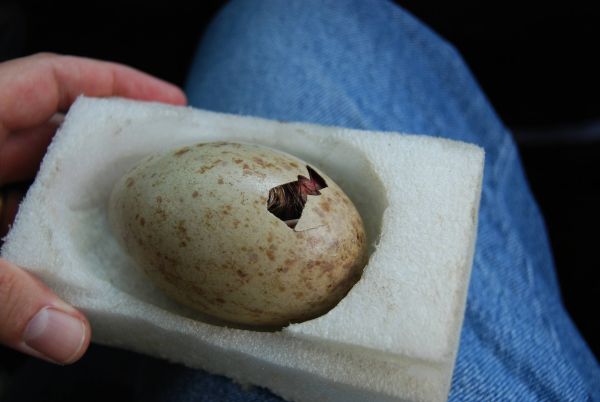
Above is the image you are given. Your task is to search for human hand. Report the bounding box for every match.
[0,53,186,364]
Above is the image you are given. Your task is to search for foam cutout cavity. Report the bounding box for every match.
[1,97,484,402]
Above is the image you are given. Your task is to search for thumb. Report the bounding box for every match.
[0,258,91,364]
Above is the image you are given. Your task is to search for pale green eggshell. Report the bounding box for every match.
[109,142,367,327]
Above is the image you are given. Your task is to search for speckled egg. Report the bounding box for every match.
[108,142,367,327]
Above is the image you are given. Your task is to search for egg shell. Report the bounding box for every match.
[109,142,367,327]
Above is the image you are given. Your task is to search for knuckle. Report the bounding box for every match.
[0,266,19,304]
[0,265,25,338]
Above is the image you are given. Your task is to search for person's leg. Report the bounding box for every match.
[185,0,600,400]
[5,1,597,401]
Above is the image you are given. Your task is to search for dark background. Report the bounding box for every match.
[1,0,598,390]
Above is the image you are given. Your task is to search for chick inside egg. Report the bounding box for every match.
[109,142,367,328]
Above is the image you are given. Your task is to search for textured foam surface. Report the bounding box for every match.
[1,97,484,402]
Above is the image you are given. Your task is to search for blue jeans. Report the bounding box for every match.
[185,1,600,400]
[4,1,599,401]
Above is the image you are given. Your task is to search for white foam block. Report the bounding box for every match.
[1,97,483,402]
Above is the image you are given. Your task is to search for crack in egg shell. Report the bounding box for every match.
[109,142,368,328]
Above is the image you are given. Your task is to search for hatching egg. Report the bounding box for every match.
[109,142,367,327]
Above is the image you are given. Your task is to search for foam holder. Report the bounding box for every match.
[1,97,484,402]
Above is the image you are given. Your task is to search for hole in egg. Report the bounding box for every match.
[266,165,328,229]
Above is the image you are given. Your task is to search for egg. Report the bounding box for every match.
[108,142,367,328]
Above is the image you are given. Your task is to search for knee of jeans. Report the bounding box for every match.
[186,0,497,135]
[214,0,469,69]
[203,2,461,72]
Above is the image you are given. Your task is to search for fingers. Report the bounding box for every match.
[0,53,172,364]
[0,53,187,186]
[0,258,91,364]
[0,53,187,135]
[0,115,61,187]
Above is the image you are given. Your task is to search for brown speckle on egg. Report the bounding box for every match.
[174,147,191,156]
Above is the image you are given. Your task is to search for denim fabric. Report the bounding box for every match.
[185,0,600,400]
[4,1,599,401]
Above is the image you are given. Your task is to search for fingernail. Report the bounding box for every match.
[23,307,86,364]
